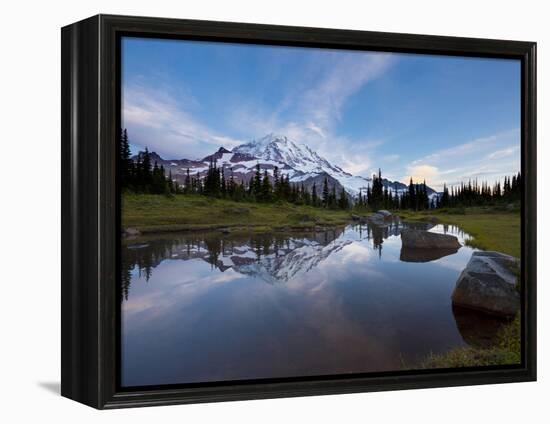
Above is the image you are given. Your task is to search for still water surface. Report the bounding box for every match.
[121,221,506,387]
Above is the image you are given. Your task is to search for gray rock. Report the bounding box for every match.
[220,228,231,234]
[401,229,461,249]
[367,213,385,222]
[420,215,440,224]
[377,210,392,218]
[124,227,141,238]
[351,214,361,221]
[451,251,520,317]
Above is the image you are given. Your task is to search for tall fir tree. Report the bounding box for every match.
[322,177,329,208]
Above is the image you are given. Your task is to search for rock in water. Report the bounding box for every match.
[124,227,141,238]
[368,213,385,222]
[420,215,440,224]
[377,210,392,218]
[401,229,461,249]
[451,251,520,317]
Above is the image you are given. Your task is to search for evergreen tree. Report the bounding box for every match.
[311,182,318,207]
[338,188,349,210]
[253,164,262,199]
[184,168,191,194]
[260,170,272,202]
[120,128,133,189]
[273,166,280,200]
[322,177,329,208]
[220,170,227,198]
[408,177,416,210]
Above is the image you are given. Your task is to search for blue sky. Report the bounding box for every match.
[122,37,520,190]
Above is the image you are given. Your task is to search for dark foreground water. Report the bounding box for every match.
[121,220,508,387]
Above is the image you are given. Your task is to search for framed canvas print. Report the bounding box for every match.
[61,14,536,409]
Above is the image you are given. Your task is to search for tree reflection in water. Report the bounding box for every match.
[121,220,469,301]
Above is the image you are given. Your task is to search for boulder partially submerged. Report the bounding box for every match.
[401,229,461,249]
[451,251,520,317]
[366,210,394,226]
[351,211,393,226]
[367,213,386,225]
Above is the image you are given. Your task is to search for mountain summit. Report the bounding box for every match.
[233,133,345,176]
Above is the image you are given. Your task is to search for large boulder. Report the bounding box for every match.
[377,210,392,218]
[451,251,520,317]
[401,229,461,249]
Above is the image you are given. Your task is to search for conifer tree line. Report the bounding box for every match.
[186,161,351,210]
[120,129,179,194]
[437,173,521,208]
[121,128,521,210]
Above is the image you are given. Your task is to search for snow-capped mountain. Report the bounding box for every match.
[234,134,344,176]
[134,133,437,199]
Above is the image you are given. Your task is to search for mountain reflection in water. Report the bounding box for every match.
[121,221,508,387]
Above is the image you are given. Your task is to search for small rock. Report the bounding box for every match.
[223,207,250,215]
[401,229,461,249]
[366,213,391,227]
[351,214,361,221]
[377,210,392,218]
[421,215,440,224]
[220,228,231,234]
[451,251,520,317]
[124,227,141,238]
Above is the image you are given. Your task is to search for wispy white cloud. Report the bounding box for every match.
[123,82,246,159]
[487,145,520,160]
[297,52,394,135]
[222,51,395,169]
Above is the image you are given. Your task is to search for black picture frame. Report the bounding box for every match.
[61,14,537,409]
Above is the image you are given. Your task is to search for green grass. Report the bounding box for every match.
[396,206,520,258]
[420,315,521,369]
[123,196,521,259]
[122,193,351,234]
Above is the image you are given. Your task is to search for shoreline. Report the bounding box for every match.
[122,194,520,258]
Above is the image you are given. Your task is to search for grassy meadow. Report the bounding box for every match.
[122,193,351,234]
[396,206,521,258]
[123,194,521,259]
